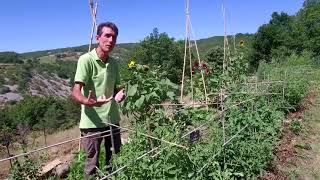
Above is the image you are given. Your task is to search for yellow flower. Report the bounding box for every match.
[128,60,136,69]
[239,40,245,47]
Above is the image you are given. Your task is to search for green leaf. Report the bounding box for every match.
[127,84,138,97]
[149,92,160,99]
[166,91,175,100]
[135,95,145,108]
[188,172,194,178]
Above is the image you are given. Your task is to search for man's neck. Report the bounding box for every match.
[96,47,109,63]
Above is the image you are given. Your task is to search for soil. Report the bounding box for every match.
[260,89,317,180]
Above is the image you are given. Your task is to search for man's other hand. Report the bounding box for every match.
[115,89,126,103]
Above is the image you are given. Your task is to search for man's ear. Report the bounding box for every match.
[96,35,100,41]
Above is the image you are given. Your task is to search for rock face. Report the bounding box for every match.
[29,74,71,99]
[55,163,70,178]
[39,154,74,178]
[0,85,23,107]
[40,159,62,177]
[0,73,72,106]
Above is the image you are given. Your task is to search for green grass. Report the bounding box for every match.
[38,55,56,64]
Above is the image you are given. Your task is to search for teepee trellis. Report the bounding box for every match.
[180,0,209,107]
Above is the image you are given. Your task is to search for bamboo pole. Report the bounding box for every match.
[0,129,112,163]
[153,102,220,106]
[88,1,98,52]
[180,0,189,103]
[6,146,12,168]
[188,33,194,106]
[189,20,209,109]
[147,118,154,151]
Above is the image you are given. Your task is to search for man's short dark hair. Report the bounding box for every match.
[97,22,118,37]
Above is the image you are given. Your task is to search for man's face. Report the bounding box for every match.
[96,26,117,53]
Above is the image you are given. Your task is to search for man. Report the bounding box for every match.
[72,22,125,178]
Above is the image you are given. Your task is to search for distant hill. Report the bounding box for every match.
[196,33,254,55]
[0,51,24,64]
[19,34,253,60]
[21,43,138,60]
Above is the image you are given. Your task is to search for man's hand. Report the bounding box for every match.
[85,90,113,107]
[84,90,97,107]
[96,94,113,104]
[72,83,113,107]
[114,89,126,103]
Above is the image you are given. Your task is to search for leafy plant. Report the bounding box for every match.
[290,119,302,135]
[9,157,41,180]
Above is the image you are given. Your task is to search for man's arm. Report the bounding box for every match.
[72,82,95,107]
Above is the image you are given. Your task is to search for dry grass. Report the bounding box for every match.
[0,126,80,179]
[0,116,131,179]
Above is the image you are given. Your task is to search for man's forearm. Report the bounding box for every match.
[72,89,86,105]
[72,83,88,105]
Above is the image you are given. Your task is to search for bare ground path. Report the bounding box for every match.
[263,88,320,180]
[284,89,320,179]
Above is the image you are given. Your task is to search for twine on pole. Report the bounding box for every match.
[0,129,112,163]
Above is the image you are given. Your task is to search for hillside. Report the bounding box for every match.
[21,43,137,61]
[20,33,253,61]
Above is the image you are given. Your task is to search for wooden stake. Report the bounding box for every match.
[88,2,98,52]
[180,0,190,103]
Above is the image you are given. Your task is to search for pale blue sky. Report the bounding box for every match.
[0,0,304,53]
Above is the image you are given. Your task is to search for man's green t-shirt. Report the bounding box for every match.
[74,49,121,129]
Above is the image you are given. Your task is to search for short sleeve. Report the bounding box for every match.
[74,55,91,85]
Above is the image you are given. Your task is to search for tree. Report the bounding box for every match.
[39,102,66,145]
[303,0,320,7]
[295,3,320,55]
[133,28,184,83]
[17,123,31,153]
[204,47,224,75]
[251,12,293,69]
[0,125,14,167]
[0,52,23,64]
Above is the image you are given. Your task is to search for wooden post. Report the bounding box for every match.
[110,125,116,156]
[283,71,286,103]
[44,128,47,147]
[6,146,12,168]
[88,1,98,52]
[180,0,190,103]
[78,131,81,152]
[147,119,154,151]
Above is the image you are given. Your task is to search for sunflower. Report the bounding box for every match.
[239,40,245,47]
[128,60,136,69]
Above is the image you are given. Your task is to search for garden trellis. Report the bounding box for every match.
[0,0,312,179]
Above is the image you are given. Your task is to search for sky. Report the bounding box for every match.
[0,0,305,53]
